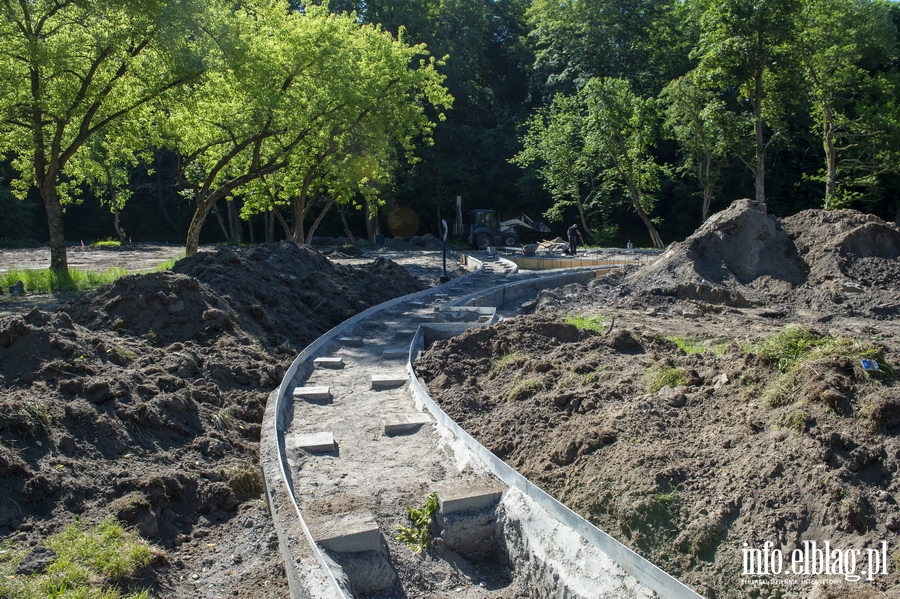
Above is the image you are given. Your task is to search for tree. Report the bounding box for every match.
[169,2,450,256]
[515,78,665,248]
[797,0,900,208]
[526,0,696,98]
[692,0,803,208]
[0,0,203,273]
[661,74,731,222]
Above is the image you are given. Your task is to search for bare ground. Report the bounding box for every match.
[2,201,900,599]
[415,200,900,599]
[0,241,466,599]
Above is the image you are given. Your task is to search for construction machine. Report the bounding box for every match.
[465,209,551,249]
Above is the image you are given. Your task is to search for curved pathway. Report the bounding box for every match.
[261,253,700,598]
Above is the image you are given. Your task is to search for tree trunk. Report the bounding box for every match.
[41,183,69,273]
[822,102,838,209]
[753,66,766,208]
[307,196,338,243]
[338,203,356,245]
[227,199,243,243]
[113,204,124,243]
[185,197,218,256]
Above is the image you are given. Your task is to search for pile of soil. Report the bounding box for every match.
[0,241,431,598]
[415,200,900,598]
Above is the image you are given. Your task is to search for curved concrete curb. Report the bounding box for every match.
[261,254,698,598]
[406,274,703,599]
[261,254,487,599]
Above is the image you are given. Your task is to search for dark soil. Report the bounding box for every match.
[0,241,454,599]
[415,200,900,599]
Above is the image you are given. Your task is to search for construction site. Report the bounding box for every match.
[1,200,900,598]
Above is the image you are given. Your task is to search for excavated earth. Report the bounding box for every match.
[0,240,466,599]
[1,199,899,599]
[415,200,900,599]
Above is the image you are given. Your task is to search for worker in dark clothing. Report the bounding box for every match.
[567,223,584,256]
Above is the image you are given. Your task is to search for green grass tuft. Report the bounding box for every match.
[565,313,609,332]
[644,364,690,394]
[0,516,153,599]
[665,335,729,356]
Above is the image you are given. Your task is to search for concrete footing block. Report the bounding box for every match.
[340,336,364,347]
[434,479,505,515]
[292,386,330,401]
[381,348,407,360]
[382,413,432,436]
[370,374,407,390]
[314,357,344,369]
[394,329,415,339]
[294,431,335,453]
[308,510,382,554]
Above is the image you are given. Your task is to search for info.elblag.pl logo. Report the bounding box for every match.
[743,540,889,582]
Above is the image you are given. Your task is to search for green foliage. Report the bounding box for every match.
[565,313,610,332]
[514,77,666,247]
[0,268,128,294]
[0,0,207,272]
[397,492,439,555]
[644,364,690,393]
[172,2,452,254]
[0,516,153,599]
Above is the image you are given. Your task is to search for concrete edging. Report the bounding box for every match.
[261,253,485,599]
[405,273,704,599]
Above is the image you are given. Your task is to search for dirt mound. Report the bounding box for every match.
[416,312,900,598]
[171,241,427,349]
[65,272,238,347]
[534,201,900,322]
[783,209,900,289]
[621,199,808,306]
[0,242,438,598]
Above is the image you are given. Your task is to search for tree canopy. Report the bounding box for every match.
[1,0,898,256]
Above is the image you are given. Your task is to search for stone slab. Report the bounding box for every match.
[433,479,505,515]
[314,357,344,369]
[382,413,432,436]
[308,510,382,554]
[370,374,407,390]
[394,329,415,340]
[292,386,330,401]
[294,431,335,453]
[339,336,364,347]
[381,348,408,360]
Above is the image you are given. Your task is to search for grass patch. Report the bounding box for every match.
[756,325,890,407]
[665,335,729,356]
[0,516,153,599]
[505,377,545,402]
[152,257,180,272]
[0,267,128,294]
[224,461,264,500]
[564,313,609,332]
[90,239,122,248]
[644,364,690,394]
[782,410,811,433]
